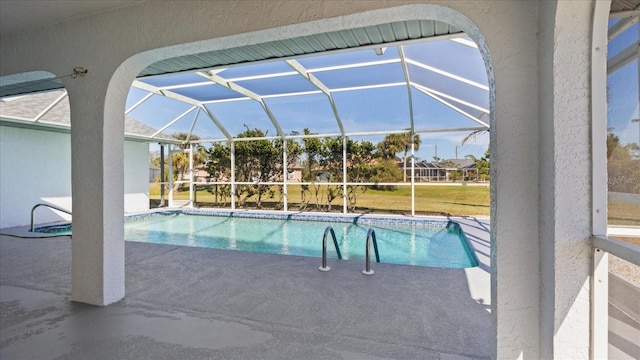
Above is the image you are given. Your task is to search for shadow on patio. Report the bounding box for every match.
[1,234,491,359]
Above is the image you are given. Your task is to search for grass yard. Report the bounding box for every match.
[150,183,491,216]
[608,201,640,226]
[149,183,640,224]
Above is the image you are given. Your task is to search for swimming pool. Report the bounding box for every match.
[37,211,478,268]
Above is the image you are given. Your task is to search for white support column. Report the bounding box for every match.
[168,144,173,207]
[68,78,124,306]
[591,247,609,360]
[411,137,416,217]
[230,141,236,210]
[592,0,610,238]
[536,2,595,358]
[282,139,288,212]
[591,2,611,358]
[189,144,194,208]
[342,136,347,214]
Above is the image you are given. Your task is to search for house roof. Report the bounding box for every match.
[447,159,476,169]
[0,90,174,142]
[414,158,476,169]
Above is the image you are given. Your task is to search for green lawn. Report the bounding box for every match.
[150,183,490,216]
[608,201,640,226]
[149,183,640,225]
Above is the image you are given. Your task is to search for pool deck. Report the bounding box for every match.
[1,216,492,360]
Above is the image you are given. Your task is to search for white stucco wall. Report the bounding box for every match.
[0,126,72,227]
[124,140,150,214]
[0,1,601,357]
[538,2,595,358]
[0,126,149,228]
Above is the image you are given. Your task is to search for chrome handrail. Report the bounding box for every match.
[362,228,380,275]
[30,203,72,232]
[318,226,342,272]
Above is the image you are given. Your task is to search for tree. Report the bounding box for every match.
[205,142,232,206]
[233,127,279,208]
[205,128,303,209]
[316,136,344,211]
[344,139,378,211]
[380,131,421,182]
[449,169,463,182]
[370,159,403,190]
[273,136,302,209]
[301,128,322,182]
[378,134,403,160]
[171,133,205,192]
[461,128,489,146]
[462,128,490,182]
[466,149,490,182]
[607,132,640,194]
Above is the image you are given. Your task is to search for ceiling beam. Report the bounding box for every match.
[185,108,200,142]
[150,106,197,138]
[125,92,153,115]
[414,84,489,128]
[34,91,68,122]
[132,80,233,140]
[608,16,638,40]
[405,58,489,91]
[610,8,640,18]
[307,59,401,73]
[398,46,415,134]
[411,83,490,114]
[132,80,202,107]
[607,41,639,74]
[286,59,345,135]
[196,71,285,137]
[200,105,233,140]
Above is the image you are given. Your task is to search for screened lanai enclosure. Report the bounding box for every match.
[2,21,490,216]
[130,21,489,215]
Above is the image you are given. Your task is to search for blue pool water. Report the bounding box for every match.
[38,212,478,268]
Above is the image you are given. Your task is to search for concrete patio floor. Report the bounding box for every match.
[0,218,492,360]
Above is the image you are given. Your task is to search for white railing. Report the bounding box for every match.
[592,235,640,359]
[593,236,640,266]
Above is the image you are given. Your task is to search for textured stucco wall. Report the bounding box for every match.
[124,141,150,214]
[538,1,594,358]
[0,0,598,357]
[0,127,71,228]
[538,1,557,357]
[0,126,150,228]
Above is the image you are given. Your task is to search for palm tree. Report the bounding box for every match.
[461,129,489,146]
[171,132,205,192]
[381,131,421,182]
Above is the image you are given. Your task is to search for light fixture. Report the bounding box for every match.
[374,47,387,56]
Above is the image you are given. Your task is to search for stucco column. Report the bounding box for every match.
[484,2,541,358]
[66,74,125,306]
[538,1,594,358]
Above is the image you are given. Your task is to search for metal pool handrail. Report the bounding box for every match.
[318,226,342,272]
[362,228,380,276]
[30,203,72,232]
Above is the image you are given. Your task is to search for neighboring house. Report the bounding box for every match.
[183,164,214,183]
[287,164,304,182]
[0,90,172,228]
[409,159,478,182]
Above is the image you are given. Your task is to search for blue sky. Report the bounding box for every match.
[607,20,639,147]
[127,38,490,161]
